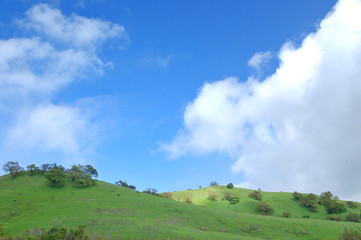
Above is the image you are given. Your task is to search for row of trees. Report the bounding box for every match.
[2,161,98,188]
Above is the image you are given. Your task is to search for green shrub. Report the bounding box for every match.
[226,183,234,189]
[282,212,291,218]
[184,196,193,204]
[345,213,360,223]
[339,228,361,240]
[223,191,232,201]
[324,200,346,214]
[44,166,66,187]
[256,202,274,215]
[249,190,263,201]
[327,214,342,221]
[230,197,240,204]
[293,191,303,200]
[158,192,173,200]
[0,223,3,236]
[347,201,358,209]
[26,225,88,240]
[208,191,218,201]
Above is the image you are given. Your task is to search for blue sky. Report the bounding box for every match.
[1,0,361,200]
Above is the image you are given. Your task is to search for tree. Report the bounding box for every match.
[210,181,218,186]
[40,164,51,174]
[208,191,218,201]
[143,188,157,195]
[115,180,136,190]
[67,165,96,188]
[256,202,274,215]
[2,161,24,178]
[26,164,39,176]
[226,183,234,189]
[345,213,360,223]
[44,166,66,187]
[249,190,263,201]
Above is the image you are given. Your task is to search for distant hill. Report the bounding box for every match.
[0,174,360,239]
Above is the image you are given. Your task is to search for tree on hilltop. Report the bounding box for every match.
[2,161,24,178]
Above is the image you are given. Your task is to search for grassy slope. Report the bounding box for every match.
[0,175,359,240]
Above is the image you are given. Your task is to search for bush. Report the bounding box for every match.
[293,191,303,200]
[0,223,3,237]
[347,201,358,209]
[249,190,263,201]
[327,214,342,221]
[26,225,88,240]
[44,166,66,187]
[282,212,292,218]
[2,161,24,178]
[226,183,234,189]
[184,196,193,204]
[230,197,240,204]
[158,192,173,200]
[256,202,274,215]
[223,191,232,201]
[208,191,218,201]
[324,199,346,214]
[345,213,360,223]
[339,228,361,240]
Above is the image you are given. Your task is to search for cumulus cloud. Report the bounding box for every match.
[20,4,126,48]
[248,51,272,70]
[162,0,361,200]
[0,4,124,166]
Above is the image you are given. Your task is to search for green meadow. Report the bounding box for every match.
[1,174,360,239]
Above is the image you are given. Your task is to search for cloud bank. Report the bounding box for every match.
[0,4,124,166]
[162,0,361,200]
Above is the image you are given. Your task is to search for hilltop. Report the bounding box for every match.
[0,174,360,239]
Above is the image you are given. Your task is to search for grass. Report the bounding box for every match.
[0,174,360,239]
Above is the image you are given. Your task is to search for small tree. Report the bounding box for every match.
[346,201,358,209]
[210,181,218,186]
[143,188,157,195]
[44,166,66,187]
[327,214,342,221]
[345,213,360,223]
[256,202,274,215]
[226,183,234,189]
[339,228,361,240]
[26,164,39,176]
[67,165,96,188]
[208,191,218,201]
[223,191,232,201]
[40,164,51,175]
[249,190,263,201]
[282,212,292,218]
[2,161,24,178]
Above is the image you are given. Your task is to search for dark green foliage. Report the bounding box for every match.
[40,164,51,174]
[249,190,263,201]
[44,165,66,187]
[293,191,303,200]
[255,202,274,215]
[339,228,361,240]
[143,188,157,195]
[282,212,291,218]
[327,214,342,221]
[321,191,333,199]
[347,201,358,209]
[208,191,218,201]
[210,181,218,186]
[68,165,97,188]
[2,162,24,178]
[345,213,360,223]
[226,183,234,189]
[324,199,346,214]
[303,215,310,218]
[26,225,88,240]
[115,180,136,190]
[294,193,319,212]
[26,164,40,176]
[229,197,240,204]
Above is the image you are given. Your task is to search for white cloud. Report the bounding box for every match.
[162,0,361,200]
[7,104,94,160]
[248,51,272,70]
[140,55,174,69]
[0,4,125,166]
[20,4,126,48]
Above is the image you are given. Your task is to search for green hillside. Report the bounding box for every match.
[0,174,360,239]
